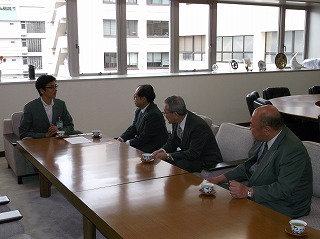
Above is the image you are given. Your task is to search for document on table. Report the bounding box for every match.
[64,136,92,144]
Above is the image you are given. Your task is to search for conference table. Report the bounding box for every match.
[17,135,320,239]
[269,94,320,121]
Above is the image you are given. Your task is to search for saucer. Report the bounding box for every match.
[285,226,307,237]
[199,188,216,196]
[92,134,102,138]
[141,158,154,163]
[56,135,68,139]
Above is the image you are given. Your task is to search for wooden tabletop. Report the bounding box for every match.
[17,135,186,197]
[269,94,320,121]
[74,173,320,239]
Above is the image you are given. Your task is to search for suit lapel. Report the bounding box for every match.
[249,128,287,184]
[36,98,51,125]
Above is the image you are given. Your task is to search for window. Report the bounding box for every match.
[147,52,169,68]
[147,21,169,37]
[22,39,27,47]
[21,21,25,29]
[127,20,138,37]
[147,0,170,5]
[26,21,45,33]
[104,53,139,69]
[27,39,42,52]
[103,20,116,36]
[179,35,206,61]
[216,35,253,62]
[23,56,43,70]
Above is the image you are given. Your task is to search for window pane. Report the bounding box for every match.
[285,9,305,65]
[217,4,279,71]
[179,3,209,71]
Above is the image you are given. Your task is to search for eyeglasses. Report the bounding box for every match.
[45,84,58,89]
[162,111,173,115]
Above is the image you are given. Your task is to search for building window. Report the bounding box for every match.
[216,35,253,63]
[179,35,205,61]
[27,39,42,52]
[147,52,169,68]
[147,0,170,5]
[103,0,136,3]
[26,21,45,33]
[104,53,138,69]
[127,53,138,68]
[147,21,169,37]
[23,56,42,70]
[22,39,27,47]
[103,20,138,37]
[21,21,25,29]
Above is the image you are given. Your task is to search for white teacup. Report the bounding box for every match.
[201,181,214,194]
[92,130,101,137]
[57,131,65,137]
[289,219,307,235]
[142,153,153,162]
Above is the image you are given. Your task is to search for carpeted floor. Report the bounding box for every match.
[0,157,105,239]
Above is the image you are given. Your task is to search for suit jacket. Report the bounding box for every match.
[120,102,168,153]
[225,127,313,218]
[19,97,75,139]
[162,111,222,172]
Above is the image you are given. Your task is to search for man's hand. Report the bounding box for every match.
[46,124,58,137]
[229,180,249,199]
[152,149,167,160]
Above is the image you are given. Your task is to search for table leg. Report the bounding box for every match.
[83,215,96,239]
[39,173,51,198]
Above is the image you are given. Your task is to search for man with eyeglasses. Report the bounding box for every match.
[19,74,80,139]
[152,96,222,173]
[117,84,168,153]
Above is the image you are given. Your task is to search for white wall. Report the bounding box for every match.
[308,6,320,58]
[1,70,320,151]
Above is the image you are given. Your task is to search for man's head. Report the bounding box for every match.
[133,84,155,108]
[163,96,187,124]
[35,74,57,97]
[250,105,284,141]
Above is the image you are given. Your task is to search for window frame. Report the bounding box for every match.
[66,0,310,77]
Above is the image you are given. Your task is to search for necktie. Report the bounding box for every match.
[258,142,268,163]
[136,111,143,128]
[177,125,183,140]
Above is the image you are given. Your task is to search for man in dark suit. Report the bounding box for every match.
[207,105,313,218]
[117,84,168,153]
[19,74,80,139]
[152,96,222,173]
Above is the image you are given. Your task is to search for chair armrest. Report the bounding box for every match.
[0,196,10,205]
[3,119,13,134]
[3,133,20,146]
[207,159,247,171]
[0,210,23,224]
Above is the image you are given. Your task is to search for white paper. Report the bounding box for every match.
[64,136,91,144]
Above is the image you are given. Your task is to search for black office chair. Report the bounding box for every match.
[263,87,291,100]
[253,97,272,110]
[308,86,320,94]
[246,91,260,116]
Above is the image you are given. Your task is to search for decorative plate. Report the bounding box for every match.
[258,60,266,71]
[275,53,287,69]
[230,60,238,70]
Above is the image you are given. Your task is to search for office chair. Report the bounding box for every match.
[246,91,260,116]
[253,97,272,110]
[263,87,291,100]
[308,86,320,94]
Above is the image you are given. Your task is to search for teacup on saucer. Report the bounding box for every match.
[141,153,153,162]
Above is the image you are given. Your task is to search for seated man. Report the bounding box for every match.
[207,105,313,218]
[152,96,222,173]
[117,84,168,153]
[19,74,81,139]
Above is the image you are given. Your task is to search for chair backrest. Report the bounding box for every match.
[11,112,23,136]
[196,113,213,128]
[246,91,260,116]
[215,123,253,162]
[253,97,272,110]
[303,141,320,197]
[262,87,291,100]
[308,85,320,94]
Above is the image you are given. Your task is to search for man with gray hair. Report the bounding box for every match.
[207,105,312,218]
[152,96,222,173]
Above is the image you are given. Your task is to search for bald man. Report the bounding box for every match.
[207,105,312,218]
